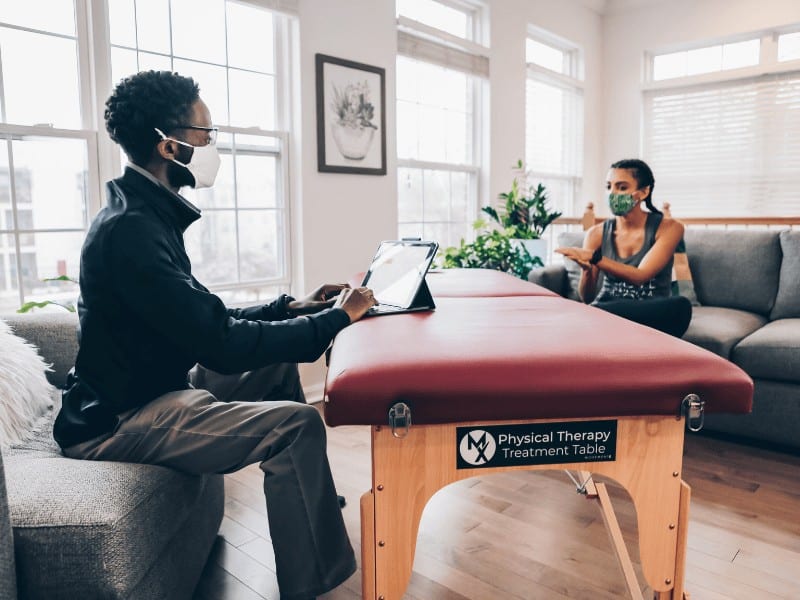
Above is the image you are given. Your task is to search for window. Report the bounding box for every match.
[396,0,487,249]
[653,39,760,81]
[644,33,800,217]
[778,31,800,62]
[0,1,92,313]
[0,0,294,313]
[108,0,291,303]
[525,30,584,217]
[396,0,471,40]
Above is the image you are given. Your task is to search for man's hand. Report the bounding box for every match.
[333,287,377,323]
[287,283,351,315]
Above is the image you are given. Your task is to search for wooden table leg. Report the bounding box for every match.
[361,490,376,600]
[595,481,644,600]
[672,480,692,599]
[365,416,688,599]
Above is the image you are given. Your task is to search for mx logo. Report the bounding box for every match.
[459,429,497,466]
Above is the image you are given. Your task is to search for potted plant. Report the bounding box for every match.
[481,160,562,264]
[441,227,540,280]
[439,161,562,280]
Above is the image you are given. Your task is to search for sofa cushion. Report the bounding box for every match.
[527,264,568,297]
[682,306,767,359]
[671,238,699,305]
[770,230,800,320]
[684,229,781,315]
[731,319,800,384]
[4,408,218,598]
[0,449,17,600]
[703,379,800,450]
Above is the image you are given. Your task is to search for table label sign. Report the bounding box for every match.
[456,420,617,469]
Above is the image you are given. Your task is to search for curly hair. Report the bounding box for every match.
[104,70,200,165]
[611,158,660,214]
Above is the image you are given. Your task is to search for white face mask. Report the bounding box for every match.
[154,127,221,189]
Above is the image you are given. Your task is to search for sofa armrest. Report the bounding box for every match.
[528,265,568,297]
[1,312,79,389]
[0,450,18,600]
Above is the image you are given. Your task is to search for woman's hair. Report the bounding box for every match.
[105,70,200,165]
[611,158,661,214]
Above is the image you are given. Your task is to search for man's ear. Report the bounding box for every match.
[156,138,177,160]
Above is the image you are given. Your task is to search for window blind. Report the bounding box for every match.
[253,0,298,17]
[397,30,489,78]
[643,71,800,217]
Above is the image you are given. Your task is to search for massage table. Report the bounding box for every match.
[325,269,753,599]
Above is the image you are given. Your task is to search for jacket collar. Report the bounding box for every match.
[122,165,202,232]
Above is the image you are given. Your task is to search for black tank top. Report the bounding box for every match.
[593,212,673,302]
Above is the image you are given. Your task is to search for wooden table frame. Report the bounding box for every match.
[359,414,691,600]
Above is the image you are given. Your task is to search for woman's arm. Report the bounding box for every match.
[577,225,603,303]
[557,218,684,291]
[555,224,603,303]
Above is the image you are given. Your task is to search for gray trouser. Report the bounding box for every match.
[64,363,356,600]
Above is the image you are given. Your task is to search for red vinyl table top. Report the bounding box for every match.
[324,272,753,427]
[348,268,558,297]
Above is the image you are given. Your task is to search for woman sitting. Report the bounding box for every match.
[556,158,692,338]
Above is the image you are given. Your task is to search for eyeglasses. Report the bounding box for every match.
[174,125,218,146]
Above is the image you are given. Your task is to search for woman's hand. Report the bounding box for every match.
[287,283,351,315]
[555,246,595,271]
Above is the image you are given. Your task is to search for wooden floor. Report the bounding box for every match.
[194,406,800,600]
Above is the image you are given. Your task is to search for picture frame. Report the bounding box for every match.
[315,53,387,175]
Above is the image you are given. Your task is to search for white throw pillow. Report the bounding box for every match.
[0,320,55,449]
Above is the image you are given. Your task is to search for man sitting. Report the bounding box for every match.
[54,70,375,600]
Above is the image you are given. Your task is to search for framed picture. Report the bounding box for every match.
[315,53,387,175]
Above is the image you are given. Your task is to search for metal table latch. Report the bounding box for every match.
[681,394,705,432]
[388,402,411,438]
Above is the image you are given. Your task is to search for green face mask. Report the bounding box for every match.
[608,193,637,216]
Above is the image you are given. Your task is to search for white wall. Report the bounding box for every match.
[490,0,604,214]
[293,0,604,394]
[294,0,398,395]
[295,0,398,291]
[603,0,800,193]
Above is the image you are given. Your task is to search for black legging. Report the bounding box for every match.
[593,296,692,338]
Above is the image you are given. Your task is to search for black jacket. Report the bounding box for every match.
[54,168,350,448]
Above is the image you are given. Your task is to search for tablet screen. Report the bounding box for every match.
[361,241,438,308]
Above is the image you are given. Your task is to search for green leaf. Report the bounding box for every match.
[42,275,78,284]
[481,206,499,223]
[17,300,76,313]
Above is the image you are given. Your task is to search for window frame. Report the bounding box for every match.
[644,29,800,90]
[0,3,100,308]
[642,29,800,219]
[185,126,292,291]
[525,28,584,217]
[395,0,487,247]
[0,0,295,310]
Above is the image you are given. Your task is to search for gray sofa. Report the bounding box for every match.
[0,312,224,599]
[531,228,800,452]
